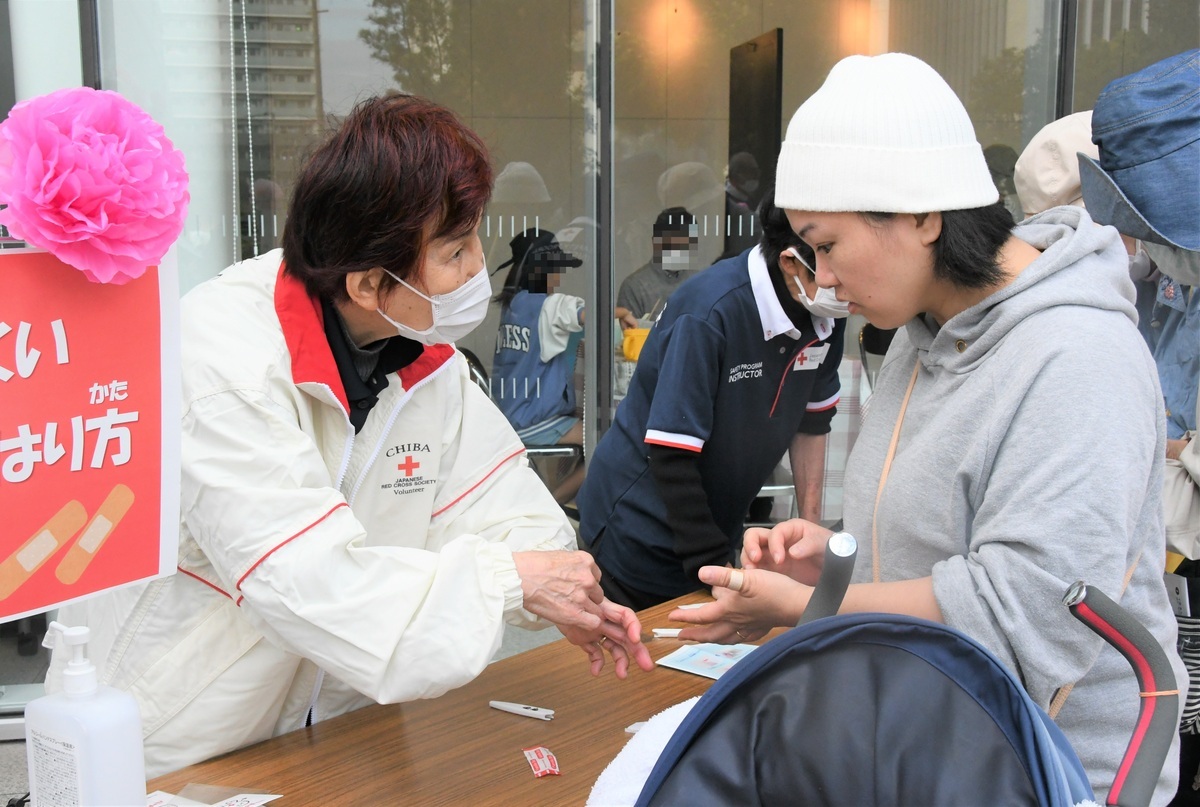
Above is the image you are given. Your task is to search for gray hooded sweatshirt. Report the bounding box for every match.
[843,206,1186,805]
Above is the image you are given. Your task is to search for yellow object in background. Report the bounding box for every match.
[623,328,650,361]
[1168,551,1185,573]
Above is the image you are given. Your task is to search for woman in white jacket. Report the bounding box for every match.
[55,92,651,777]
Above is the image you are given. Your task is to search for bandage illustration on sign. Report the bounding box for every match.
[55,483,135,584]
[0,500,88,599]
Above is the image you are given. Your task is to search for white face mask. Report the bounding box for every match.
[379,264,491,345]
[660,248,691,269]
[1128,241,1155,282]
[784,247,850,319]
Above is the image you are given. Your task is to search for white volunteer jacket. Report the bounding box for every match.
[54,250,574,777]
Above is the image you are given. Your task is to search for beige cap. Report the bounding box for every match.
[1014,111,1097,217]
[493,161,550,204]
[656,162,723,211]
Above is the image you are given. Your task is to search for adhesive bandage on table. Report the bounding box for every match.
[56,484,135,585]
[0,500,88,599]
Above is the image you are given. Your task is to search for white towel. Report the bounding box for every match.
[586,696,700,807]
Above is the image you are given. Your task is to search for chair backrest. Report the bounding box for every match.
[460,345,584,493]
[458,347,491,397]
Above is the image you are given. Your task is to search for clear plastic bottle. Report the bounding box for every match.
[25,621,145,807]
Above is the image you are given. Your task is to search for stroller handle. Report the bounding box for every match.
[1063,580,1179,807]
[796,532,857,627]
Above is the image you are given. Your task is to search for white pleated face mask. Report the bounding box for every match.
[660,248,692,269]
[1128,241,1155,283]
[784,247,850,319]
[378,264,492,345]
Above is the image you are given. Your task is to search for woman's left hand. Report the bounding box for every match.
[668,566,812,643]
[561,598,655,678]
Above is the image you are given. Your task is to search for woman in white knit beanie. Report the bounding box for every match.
[670,53,1184,805]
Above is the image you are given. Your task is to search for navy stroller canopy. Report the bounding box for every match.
[636,613,1094,807]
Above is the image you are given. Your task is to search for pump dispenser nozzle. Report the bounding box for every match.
[43,621,97,697]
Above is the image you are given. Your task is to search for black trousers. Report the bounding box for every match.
[582,528,676,611]
[1171,734,1200,805]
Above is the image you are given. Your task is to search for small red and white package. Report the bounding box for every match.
[522,745,561,777]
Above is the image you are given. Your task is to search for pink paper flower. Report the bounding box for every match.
[0,87,189,284]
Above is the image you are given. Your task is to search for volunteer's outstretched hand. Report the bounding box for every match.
[514,550,653,677]
[560,599,654,678]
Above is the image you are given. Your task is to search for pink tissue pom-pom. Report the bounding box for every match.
[0,87,189,284]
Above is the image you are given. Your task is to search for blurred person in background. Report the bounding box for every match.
[616,206,698,327]
[492,227,588,504]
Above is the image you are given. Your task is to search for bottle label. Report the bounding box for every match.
[27,726,83,806]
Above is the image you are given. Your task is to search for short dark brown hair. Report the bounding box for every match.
[757,186,813,271]
[282,93,492,301]
[860,202,1012,289]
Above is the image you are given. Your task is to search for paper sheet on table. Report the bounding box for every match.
[146,793,209,807]
[655,643,757,679]
[146,790,281,806]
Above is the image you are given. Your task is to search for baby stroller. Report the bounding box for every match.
[620,536,1178,807]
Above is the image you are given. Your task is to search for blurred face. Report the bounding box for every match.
[653,233,696,262]
[784,210,940,329]
[383,223,484,331]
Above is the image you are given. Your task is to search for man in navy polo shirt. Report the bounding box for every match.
[578,189,847,609]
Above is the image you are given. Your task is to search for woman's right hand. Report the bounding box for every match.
[670,566,812,642]
[741,518,833,586]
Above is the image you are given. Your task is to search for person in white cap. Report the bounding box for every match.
[669,52,1184,805]
[1013,110,1097,218]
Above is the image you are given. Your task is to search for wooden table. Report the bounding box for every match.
[147,593,729,806]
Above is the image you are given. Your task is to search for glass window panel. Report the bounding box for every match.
[1071,0,1199,110]
[90,0,598,493]
[610,0,1065,526]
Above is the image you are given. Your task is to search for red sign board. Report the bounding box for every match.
[0,249,179,622]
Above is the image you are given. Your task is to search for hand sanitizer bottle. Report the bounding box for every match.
[25,621,146,807]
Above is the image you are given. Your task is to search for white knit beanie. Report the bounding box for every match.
[775,53,999,213]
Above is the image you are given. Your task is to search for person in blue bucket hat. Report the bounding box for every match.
[1080,49,1199,445]
[1078,49,1199,255]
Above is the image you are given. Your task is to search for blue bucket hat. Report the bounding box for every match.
[1078,48,1199,252]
